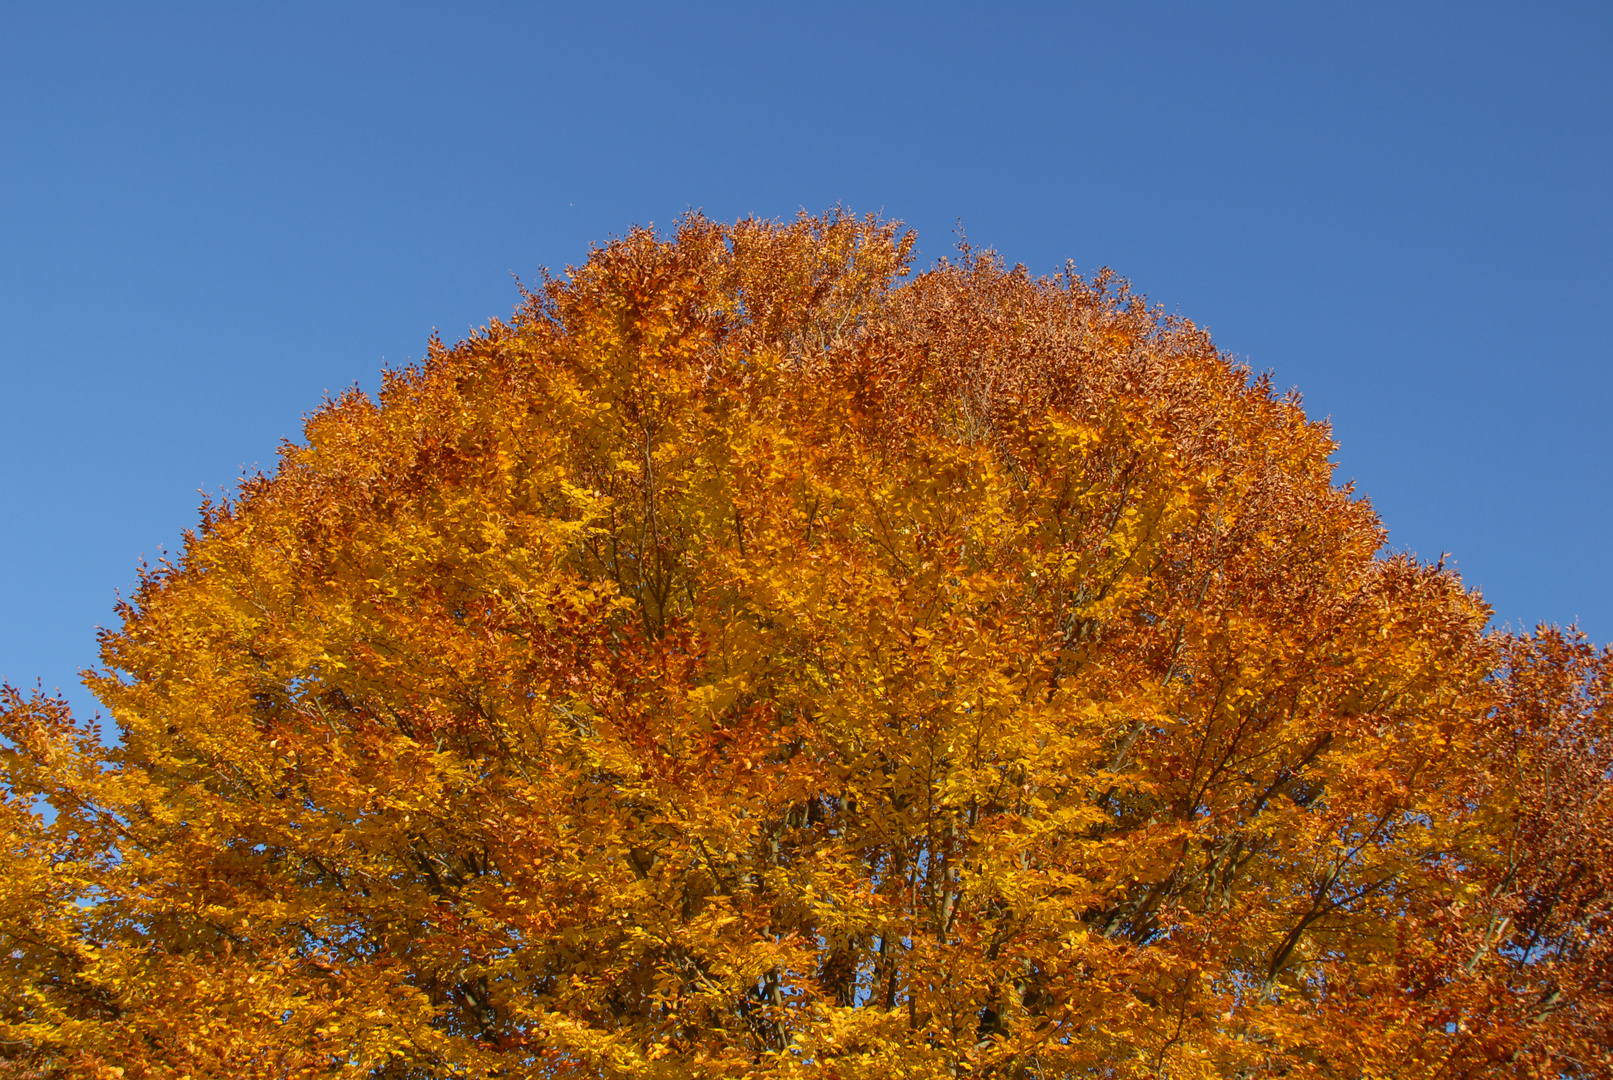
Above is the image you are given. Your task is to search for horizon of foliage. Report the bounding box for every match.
[2,210,1609,1079]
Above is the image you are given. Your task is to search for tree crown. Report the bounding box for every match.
[3,211,1609,1079]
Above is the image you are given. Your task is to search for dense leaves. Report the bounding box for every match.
[3,212,1609,1079]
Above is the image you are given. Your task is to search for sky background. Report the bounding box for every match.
[2,2,1608,719]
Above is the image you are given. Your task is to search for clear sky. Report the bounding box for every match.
[2,2,1608,718]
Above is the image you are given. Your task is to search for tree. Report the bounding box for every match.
[2,211,1608,1079]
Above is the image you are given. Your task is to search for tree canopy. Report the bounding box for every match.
[3,211,1609,1079]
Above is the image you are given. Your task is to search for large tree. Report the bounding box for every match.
[2,212,1608,1079]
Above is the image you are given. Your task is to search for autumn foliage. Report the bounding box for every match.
[3,212,1609,1079]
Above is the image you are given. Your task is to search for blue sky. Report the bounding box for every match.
[2,2,1608,717]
